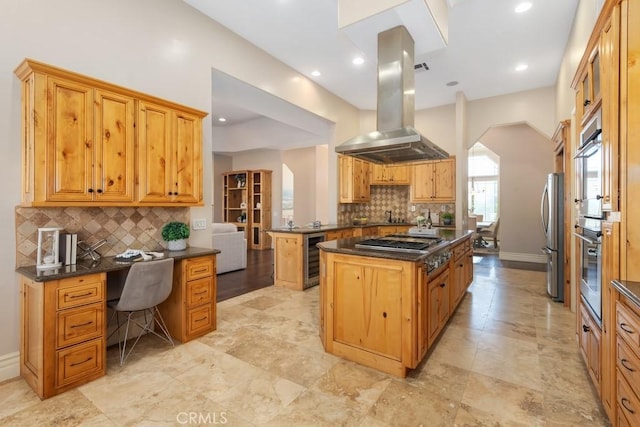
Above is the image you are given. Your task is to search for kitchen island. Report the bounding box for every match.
[268,223,455,290]
[317,230,473,377]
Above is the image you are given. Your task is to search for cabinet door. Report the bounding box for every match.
[353,158,370,201]
[371,164,387,184]
[338,155,354,202]
[93,89,135,202]
[172,111,202,204]
[428,277,442,345]
[45,76,94,202]
[600,8,620,212]
[433,159,455,201]
[137,101,173,203]
[411,162,435,201]
[388,165,410,184]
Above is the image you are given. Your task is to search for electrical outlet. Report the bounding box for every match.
[410,205,416,212]
[192,218,207,230]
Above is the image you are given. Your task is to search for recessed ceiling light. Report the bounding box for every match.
[446,81,459,87]
[352,57,364,65]
[515,2,532,13]
[311,70,321,77]
[515,63,528,72]
[218,117,227,122]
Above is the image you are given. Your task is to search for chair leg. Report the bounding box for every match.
[152,306,174,347]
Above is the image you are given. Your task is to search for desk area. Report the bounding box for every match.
[17,247,219,399]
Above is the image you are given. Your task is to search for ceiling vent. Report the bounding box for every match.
[414,62,429,72]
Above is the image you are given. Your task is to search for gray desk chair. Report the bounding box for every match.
[107,258,175,365]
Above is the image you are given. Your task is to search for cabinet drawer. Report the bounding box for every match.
[57,274,104,310]
[186,277,214,308]
[617,301,640,353]
[617,337,640,391]
[184,257,214,281]
[57,303,104,348]
[56,338,104,388]
[453,243,465,261]
[186,305,214,338]
[617,371,640,426]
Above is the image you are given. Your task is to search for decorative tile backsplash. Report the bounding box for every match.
[15,206,189,267]
[338,185,455,225]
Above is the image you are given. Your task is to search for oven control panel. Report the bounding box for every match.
[426,249,451,273]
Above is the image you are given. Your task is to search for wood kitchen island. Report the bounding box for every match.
[317,230,473,377]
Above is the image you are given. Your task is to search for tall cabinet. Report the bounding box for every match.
[222,170,272,250]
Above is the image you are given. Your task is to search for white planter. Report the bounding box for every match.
[166,239,187,251]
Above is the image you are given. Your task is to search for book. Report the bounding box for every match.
[59,233,72,265]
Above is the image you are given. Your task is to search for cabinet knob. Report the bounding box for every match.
[582,324,590,332]
[88,188,94,193]
[596,194,603,200]
[584,99,591,107]
[96,189,103,194]
[440,283,446,288]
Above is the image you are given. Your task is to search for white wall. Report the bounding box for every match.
[0,0,359,366]
[479,124,554,260]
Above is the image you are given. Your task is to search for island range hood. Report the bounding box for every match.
[335,25,449,164]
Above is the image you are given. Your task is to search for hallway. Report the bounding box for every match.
[0,255,608,425]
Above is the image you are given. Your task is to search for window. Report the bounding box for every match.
[468,143,499,221]
[282,164,294,225]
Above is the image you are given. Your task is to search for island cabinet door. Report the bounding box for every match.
[332,261,404,360]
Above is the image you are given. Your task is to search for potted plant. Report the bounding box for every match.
[161,221,190,251]
[441,211,454,225]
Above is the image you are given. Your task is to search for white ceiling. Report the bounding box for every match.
[185,0,580,152]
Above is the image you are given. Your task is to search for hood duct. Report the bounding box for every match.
[335,25,449,164]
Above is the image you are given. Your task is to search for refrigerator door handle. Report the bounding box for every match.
[573,232,599,245]
[541,247,552,255]
[541,183,549,234]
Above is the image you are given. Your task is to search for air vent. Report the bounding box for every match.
[414,62,429,72]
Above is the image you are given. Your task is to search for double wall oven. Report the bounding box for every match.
[574,109,604,324]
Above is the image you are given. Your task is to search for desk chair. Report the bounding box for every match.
[477,218,500,249]
[107,258,175,365]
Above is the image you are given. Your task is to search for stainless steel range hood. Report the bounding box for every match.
[335,25,449,164]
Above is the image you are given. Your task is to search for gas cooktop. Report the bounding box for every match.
[355,236,443,254]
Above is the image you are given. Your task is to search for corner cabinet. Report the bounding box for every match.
[410,158,456,202]
[15,58,206,207]
[339,155,370,203]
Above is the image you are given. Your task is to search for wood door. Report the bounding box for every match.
[428,276,442,345]
[417,265,428,362]
[601,220,619,418]
[333,262,403,360]
[338,155,354,202]
[388,164,410,184]
[410,161,434,201]
[137,101,173,203]
[600,7,620,212]
[93,89,135,202]
[433,159,455,201]
[451,258,464,313]
[353,158,370,201]
[437,269,450,328]
[172,111,202,204]
[45,76,94,202]
[370,163,388,184]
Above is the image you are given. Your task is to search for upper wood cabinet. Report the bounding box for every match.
[15,59,206,207]
[410,158,455,202]
[338,155,370,203]
[137,101,203,205]
[576,45,602,124]
[370,164,410,185]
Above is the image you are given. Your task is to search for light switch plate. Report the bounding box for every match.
[192,218,207,230]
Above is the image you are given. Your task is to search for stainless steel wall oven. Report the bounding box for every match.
[575,218,602,325]
[575,109,604,220]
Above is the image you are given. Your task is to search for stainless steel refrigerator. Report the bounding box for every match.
[541,173,564,302]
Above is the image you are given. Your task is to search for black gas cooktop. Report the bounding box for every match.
[355,236,443,254]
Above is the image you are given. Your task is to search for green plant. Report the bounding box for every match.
[161,221,190,241]
[441,212,454,220]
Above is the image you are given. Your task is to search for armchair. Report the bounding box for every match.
[212,223,247,274]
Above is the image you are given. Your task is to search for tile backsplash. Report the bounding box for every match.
[338,185,455,225]
[15,206,189,267]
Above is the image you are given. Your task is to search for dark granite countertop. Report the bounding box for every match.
[317,230,473,262]
[16,247,221,282]
[268,223,456,234]
[612,279,640,308]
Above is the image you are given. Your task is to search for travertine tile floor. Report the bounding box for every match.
[0,256,610,426]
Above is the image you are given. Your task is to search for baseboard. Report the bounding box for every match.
[499,251,547,264]
[0,351,20,382]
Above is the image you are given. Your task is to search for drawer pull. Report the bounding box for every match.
[620,323,635,334]
[194,290,207,295]
[192,268,208,274]
[70,321,93,328]
[70,356,93,367]
[194,316,207,322]
[69,292,93,299]
[621,359,636,372]
[622,397,635,414]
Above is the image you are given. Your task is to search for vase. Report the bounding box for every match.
[167,239,187,251]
